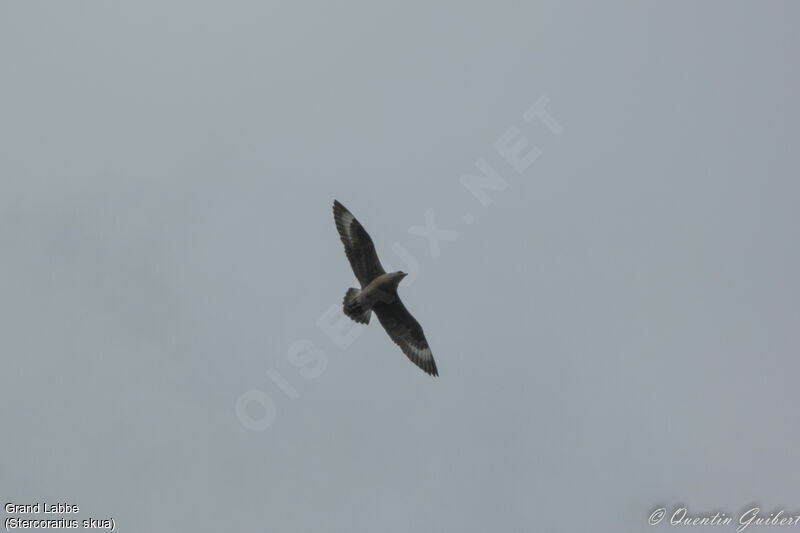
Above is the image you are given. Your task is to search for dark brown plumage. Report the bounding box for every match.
[333,200,439,377]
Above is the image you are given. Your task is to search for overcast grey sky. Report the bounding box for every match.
[2,2,799,532]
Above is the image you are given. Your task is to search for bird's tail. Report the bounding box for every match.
[343,288,371,324]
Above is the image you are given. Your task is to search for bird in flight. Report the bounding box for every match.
[332,200,439,376]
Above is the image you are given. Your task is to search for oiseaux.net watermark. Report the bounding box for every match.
[649,506,800,532]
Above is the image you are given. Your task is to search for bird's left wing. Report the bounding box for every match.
[333,200,387,288]
[373,297,438,377]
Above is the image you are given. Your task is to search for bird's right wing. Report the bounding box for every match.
[333,200,386,288]
[374,297,438,377]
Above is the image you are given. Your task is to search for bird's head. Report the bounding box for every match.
[387,271,408,286]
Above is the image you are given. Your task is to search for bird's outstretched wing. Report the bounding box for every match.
[374,298,438,376]
[333,200,386,288]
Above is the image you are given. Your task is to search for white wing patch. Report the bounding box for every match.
[405,343,433,362]
[339,210,355,243]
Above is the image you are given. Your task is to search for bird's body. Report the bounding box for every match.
[360,271,406,308]
[332,200,439,376]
